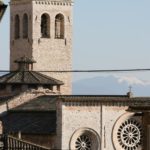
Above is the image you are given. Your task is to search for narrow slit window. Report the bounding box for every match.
[15,15,20,39]
[23,13,28,38]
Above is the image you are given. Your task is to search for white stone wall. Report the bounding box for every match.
[61,105,101,149]
[102,106,127,150]
[10,0,73,94]
[60,102,128,150]
[32,1,72,94]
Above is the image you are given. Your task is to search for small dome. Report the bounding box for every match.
[14,56,36,64]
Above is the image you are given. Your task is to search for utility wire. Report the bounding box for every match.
[0,68,150,73]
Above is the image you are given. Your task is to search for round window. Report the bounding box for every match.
[117,119,142,150]
[75,134,92,150]
[70,128,101,150]
[113,113,143,150]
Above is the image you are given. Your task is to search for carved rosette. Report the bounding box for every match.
[113,113,143,150]
[70,128,101,150]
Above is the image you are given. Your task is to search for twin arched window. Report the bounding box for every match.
[14,13,65,39]
[40,13,64,39]
[14,14,28,39]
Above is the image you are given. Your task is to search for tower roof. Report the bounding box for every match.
[0,71,63,85]
[0,56,63,85]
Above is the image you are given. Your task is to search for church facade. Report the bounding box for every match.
[0,0,150,150]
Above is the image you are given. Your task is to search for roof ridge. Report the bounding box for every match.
[5,72,19,83]
[29,71,41,82]
[0,72,14,80]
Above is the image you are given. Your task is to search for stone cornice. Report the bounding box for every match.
[34,0,73,6]
[10,0,73,5]
[63,100,150,107]
[59,96,150,107]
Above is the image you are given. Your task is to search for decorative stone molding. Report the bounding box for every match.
[34,0,72,6]
[62,97,150,107]
[10,0,73,5]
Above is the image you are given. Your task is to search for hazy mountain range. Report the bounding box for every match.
[0,72,150,96]
[73,75,150,96]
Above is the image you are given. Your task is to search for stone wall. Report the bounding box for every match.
[62,105,102,149]
[143,112,150,150]
[102,106,127,150]
[0,89,57,115]
[32,0,73,94]
[59,101,143,150]
[10,1,33,70]
[0,121,2,135]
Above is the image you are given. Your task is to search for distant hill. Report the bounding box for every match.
[1,72,150,96]
[73,75,150,96]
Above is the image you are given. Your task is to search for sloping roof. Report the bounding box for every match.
[10,95,57,112]
[1,95,150,109]
[0,71,63,85]
[1,95,57,134]
[2,112,56,134]
[9,95,150,111]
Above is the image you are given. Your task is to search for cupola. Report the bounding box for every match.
[14,56,36,71]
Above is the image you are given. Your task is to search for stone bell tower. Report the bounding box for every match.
[10,0,73,94]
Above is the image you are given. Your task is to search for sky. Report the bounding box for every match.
[1,0,150,82]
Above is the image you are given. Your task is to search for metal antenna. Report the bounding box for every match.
[129,85,132,93]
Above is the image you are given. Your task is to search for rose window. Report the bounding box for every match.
[75,135,92,150]
[117,119,142,150]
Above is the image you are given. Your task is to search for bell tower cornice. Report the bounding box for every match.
[33,0,74,5]
[10,0,73,4]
